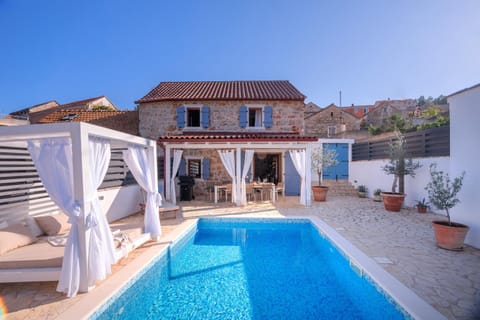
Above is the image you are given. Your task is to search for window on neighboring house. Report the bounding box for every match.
[364,107,369,114]
[187,108,200,127]
[327,126,336,137]
[187,159,202,178]
[248,107,263,127]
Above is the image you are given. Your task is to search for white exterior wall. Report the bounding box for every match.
[350,157,450,208]
[99,184,142,222]
[449,85,480,248]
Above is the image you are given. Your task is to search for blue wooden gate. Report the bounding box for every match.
[322,143,349,180]
[284,152,300,195]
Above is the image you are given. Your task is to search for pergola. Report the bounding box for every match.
[159,133,317,207]
[0,122,161,297]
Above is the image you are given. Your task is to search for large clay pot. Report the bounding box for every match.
[381,192,405,212]
[312,186,329,202]
[432,221,469,251]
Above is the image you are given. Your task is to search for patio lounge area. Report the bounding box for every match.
[1,195,479,320]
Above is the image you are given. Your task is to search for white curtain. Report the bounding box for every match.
[218,150,236,203]
[170,150,183,205]
[27,138,82,297]
[255,109,262,127]
[289,150,306,205]
[123,146,162,237]
[240,150,254,205]
[85,137,116,287]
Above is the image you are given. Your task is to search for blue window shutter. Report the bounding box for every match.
[264,106,273,128]
[202,158,210,179]
[239,105,248,128]
[178,157,186,176]
[201,106,210,128]
[176,106,185,128]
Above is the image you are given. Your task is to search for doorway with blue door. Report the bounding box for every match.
[322,143,349,181]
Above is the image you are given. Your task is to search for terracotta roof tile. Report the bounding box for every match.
[158,132,317,143]
[57,96,106,109]
[36,110,139,135]
[136,80,306,103]
[29,96,116,123]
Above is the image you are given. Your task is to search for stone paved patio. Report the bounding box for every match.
[1,196,479,319]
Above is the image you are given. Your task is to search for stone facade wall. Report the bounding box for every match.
[139,100,305,140]
[181,149,231,199]
[91,111,139,136]
[305,106,360,138]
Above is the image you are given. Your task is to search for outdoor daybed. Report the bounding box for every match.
[0,213,151,283]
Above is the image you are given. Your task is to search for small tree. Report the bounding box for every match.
[382,131,421,193]
[311,146,338,186]
[425,163,465,225]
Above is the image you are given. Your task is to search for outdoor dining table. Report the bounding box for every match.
[252,182,276,203]
[214,182,276,204]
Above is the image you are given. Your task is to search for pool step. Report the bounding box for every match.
[320,181,359,196]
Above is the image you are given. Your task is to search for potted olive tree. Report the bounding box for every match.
[426,163,467,250]
[311,146,338,201]
[381,132,421,211]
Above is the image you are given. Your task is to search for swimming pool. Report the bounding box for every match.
[89,217,443,320]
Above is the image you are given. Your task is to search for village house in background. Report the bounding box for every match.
[305,97,449,140]
[1,96,118,126]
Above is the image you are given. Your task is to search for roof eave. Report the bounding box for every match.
[136,97,305,104]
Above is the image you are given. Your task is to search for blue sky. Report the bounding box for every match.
[0,0,479,113]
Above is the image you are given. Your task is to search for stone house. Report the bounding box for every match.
[341,104,375,118]
[305,103,360,138]
[6,96,118,125]
[362,99,416,127]
[136,80,316,205]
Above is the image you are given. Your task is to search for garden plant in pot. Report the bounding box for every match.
[373,189,382,202]
[415,198,429,213]
[311,146,338,201]
[426,163,467,250]
[381,132,421,212]
[357,185,368,198]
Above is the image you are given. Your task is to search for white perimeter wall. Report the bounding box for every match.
[449,86,480,248]
[350,157,450,209]
[99,184,142,222]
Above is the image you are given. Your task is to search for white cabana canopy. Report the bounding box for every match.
[0,122,160,297]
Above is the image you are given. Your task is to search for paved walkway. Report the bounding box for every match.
[1,196,479,319]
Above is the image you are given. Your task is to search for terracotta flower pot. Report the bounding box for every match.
[312,186,328,202]
[416,206,428,214]
[381,192,405,212]
[432,221,469,251]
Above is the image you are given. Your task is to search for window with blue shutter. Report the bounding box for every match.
[264,106,273,128]
[178,157,186,176]
[176,106,186,128]
[201,106,210,128]
[239,105,248,128]
[202,158,210,179]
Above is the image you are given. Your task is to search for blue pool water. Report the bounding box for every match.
[92,219,409,320]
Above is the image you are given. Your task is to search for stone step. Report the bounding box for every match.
[318,181,358,196]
